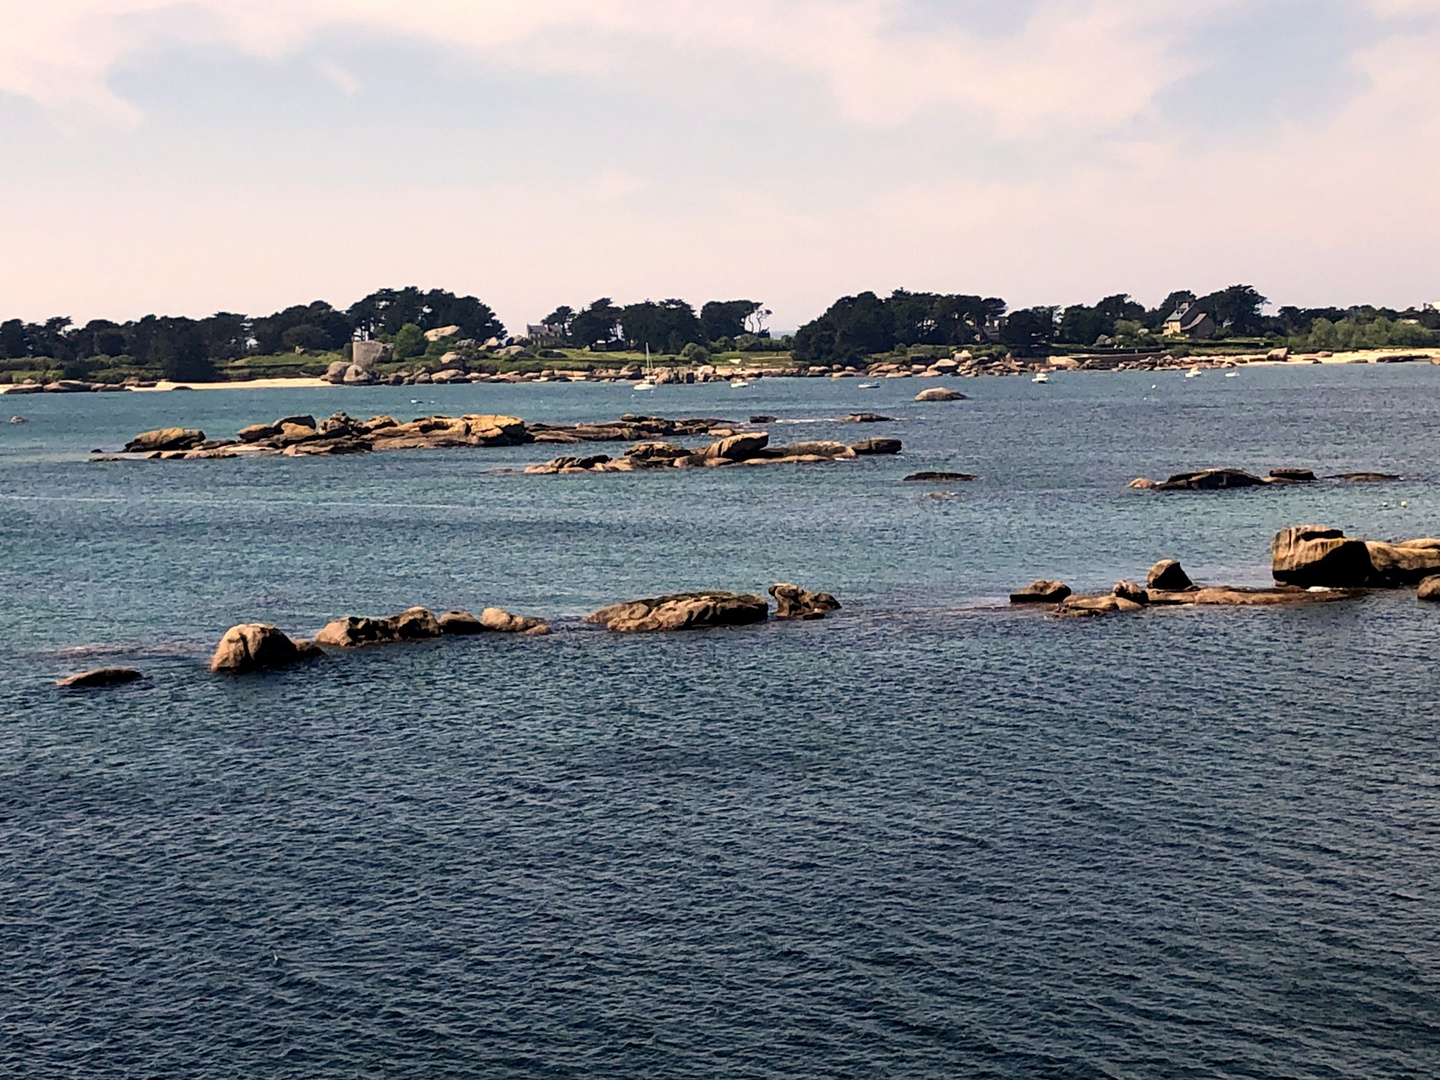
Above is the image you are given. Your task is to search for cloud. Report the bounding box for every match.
[0,0,1230,137]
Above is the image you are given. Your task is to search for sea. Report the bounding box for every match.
[2,365,1438,1078]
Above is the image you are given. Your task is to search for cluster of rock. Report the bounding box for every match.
[586,583,840,632]
[524,431,901,474]
[109,411,532,459]
[3,379,137,395]
[1011,525,1440,619]
[526,414,734,444]
[904,471,977,483]
[1130,468,1400,490]
[208,604,550,675]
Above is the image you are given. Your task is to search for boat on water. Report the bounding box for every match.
[858,382,879,389]
[1185,366,1203,378]
[1031,372,1050,384]
[634,345,658,391]
[730,376,753,388]
[1224,371,1239,378]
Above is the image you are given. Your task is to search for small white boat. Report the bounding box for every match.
[730,378,753,388]
[634,345,658,390]
[1224,371,1239,378]
[1185,366,1203,378]
[858,382,879,389]
[1031,372,1049,384]
[9,415,27,424]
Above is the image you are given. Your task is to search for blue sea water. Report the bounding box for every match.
[2,367,1439,1077]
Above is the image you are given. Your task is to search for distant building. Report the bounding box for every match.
[526,323,566,347]
[351,340,391,370]
[1163,303,1218,340]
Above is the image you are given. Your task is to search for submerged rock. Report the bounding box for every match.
[905,471,977,483]
[587,592,770,633]
[1268,468,1317,483]
[841,413,895,423]
[769,583,842,620]
[914,387,966,402]
[1010,580,1072,604]
[211,624,322,674]
[124,427,206,453]
[1156,468,1267,490]
[57,667,143,688]
[1332,472,1402,483]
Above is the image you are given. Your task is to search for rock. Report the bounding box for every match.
[438,610,485,634]
[768,441,853,459]
[1267,347,1291,362]
[842,413,895,423]
[625,441,689,461]
[849,438,902,455]
[123,427,206,453]
[210,624,323,674]
[1113,580,1149,605]
[342,364,373,385]
[275,414,317,430]
[314,616,400,648]
[392,606,443,639]
[276,421,318,444]
[325,360,349,383]
[479,607,550,634]
[749,415,777,424]
[1147,559,1196,592]
[57,667,143,688]
[1155,469,1267,490]
[1331,472,1401,483]
[1268,468,1317,483]
[702,432,769,461]
[1010,580,1072,604]
[237,423,279,442]
[769,583,842,620]
[914,387,966,402]
[1418,576,1440,602]
[1272,524,1440,589]
[905,471,977,483]
[1148,586,1359,607]
[1129,477,1158,489]
[586,591,770,633]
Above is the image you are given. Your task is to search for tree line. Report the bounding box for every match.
[3,283,1436,382]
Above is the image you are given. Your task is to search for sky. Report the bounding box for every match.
[1,0,1438,332]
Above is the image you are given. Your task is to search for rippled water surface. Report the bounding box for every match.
[3,368,1439,1077]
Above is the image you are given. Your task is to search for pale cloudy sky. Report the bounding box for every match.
[1,0,1437,330]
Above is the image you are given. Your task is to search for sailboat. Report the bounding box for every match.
[634,345,657,391]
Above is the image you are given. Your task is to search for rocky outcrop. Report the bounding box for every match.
[1155,468,1267,490]
[1010,580,1072,604]
[586,592,770,633]
[210,624,323,674]
[1418,576,1440,602]
[524,454,616,475]
[841,413,894,423]
[479,607,551,634]
[1332,472,1402,483]
[1268,468,1317,483]
[905,471,977,483]
[1059,594,1145,617]
[704,432,769,461]
[1147,559,1196,592]
[769,583,841,620]
[124,428,206,453]
[915,387,967,402]
[57,667,143,688]
[1271,525,1440,588]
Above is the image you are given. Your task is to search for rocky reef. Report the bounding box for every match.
[1272,525,1440,588]
[524,430,902,473]
[1130,468,1400,490]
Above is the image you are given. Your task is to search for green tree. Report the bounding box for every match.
[392,323,426,360]
[569,298,623,349]
[1199,285,1268,334]
[792,291,897,365]
[1001,307,1057,357]
[620,299,703,354]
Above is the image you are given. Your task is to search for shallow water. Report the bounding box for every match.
[3,367,1439,1077]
